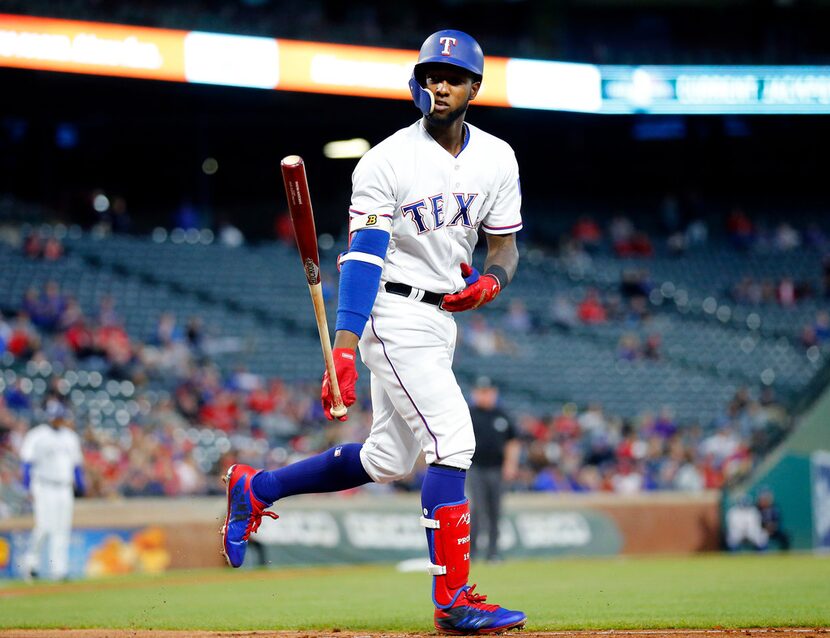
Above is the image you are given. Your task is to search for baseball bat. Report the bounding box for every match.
[280,155,347,419]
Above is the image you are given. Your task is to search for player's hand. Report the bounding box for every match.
[321,348,358,421]
[441,263,501,312]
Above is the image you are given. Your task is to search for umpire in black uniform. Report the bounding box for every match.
[467,377,520,562]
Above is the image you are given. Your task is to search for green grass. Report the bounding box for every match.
[1,554,828,631]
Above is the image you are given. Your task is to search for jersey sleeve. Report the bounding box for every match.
[481,149,522,235]
[348,149,397,220]
[335,148,396,338]
[70,431,83,466]
[19,429,37,462]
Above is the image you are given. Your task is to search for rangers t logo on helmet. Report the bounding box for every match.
[439,36,458,56]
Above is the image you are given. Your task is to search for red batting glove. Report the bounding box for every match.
[321,348,358,421]
[441,263,502,312]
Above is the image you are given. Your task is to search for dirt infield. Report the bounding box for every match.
[0,628,826,638]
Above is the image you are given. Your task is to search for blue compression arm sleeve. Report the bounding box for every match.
[74,466,86,495]
[22,462,31,490]
[336,228,390,337]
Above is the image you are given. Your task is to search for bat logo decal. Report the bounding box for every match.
[304,257,320,284]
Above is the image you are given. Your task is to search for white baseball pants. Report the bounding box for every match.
[358,290,475,482]
[24,481,74,579]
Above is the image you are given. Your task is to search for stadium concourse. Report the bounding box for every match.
[1,206,827,514]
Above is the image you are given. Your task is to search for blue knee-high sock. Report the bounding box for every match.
[250,443,372,504]
[421,464,466,516]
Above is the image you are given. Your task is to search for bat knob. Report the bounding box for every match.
[281,154,303,167]
[330,404,348,419]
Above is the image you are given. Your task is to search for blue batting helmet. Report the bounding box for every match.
[409,30,484,116]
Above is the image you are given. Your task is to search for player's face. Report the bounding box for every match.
[423,66,480,126]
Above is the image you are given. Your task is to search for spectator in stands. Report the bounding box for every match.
[813,310,830,344]
[628,231,654,257]
[154,312,183,346]
[185,316,206,359]
[777,276,796,307]
[578,289,607,324]
[21,288,42,326]
[672,450,705,492]
[552,403,580,438]
[549,293,578,330]
[578,403,607,436]
[463,316,516,357]
[571,215,602,251]
[64,311,95,360]
[0,313,11,354]
[773,222,800,252]
[22,232,43,259]
[42,237,64,261]
[532,463,579,492]
[756,489,790,551]
[699,423,741,467]
[616,332,641,361]
[4,379,31,413]
[685,216,709,246]
[619,268,653,301]
[503,299,532,334]
[623,296,652,327]
[616,421,643,461]
[610,458,645,493]
[58,297,84,332]
[97,295,122,328]
[732,276,764,305]
[643,333,662,360]
[36,281,67,332]
[609,214,634,247]
[651,406,678,439]
[6,312,39,360]
[666,230,687,256]
[726,207,755,250]
[174,450,208,496]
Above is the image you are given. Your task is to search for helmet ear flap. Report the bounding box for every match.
[409,74,435,116]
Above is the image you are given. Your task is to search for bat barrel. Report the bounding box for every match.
[280,155,321,286]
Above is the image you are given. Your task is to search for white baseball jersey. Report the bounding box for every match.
[20,424,82,486]
[351,119,522,479]
[349,120,522,294]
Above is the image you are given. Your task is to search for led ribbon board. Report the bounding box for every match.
[2,14,829,114]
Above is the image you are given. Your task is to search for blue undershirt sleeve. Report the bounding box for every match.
[335,228,390,337]
[22,462,31,490]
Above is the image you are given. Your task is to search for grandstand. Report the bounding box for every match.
[2,204,823,504]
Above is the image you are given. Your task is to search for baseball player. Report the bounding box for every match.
[20,399,85,580]
[222,29,525,634]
